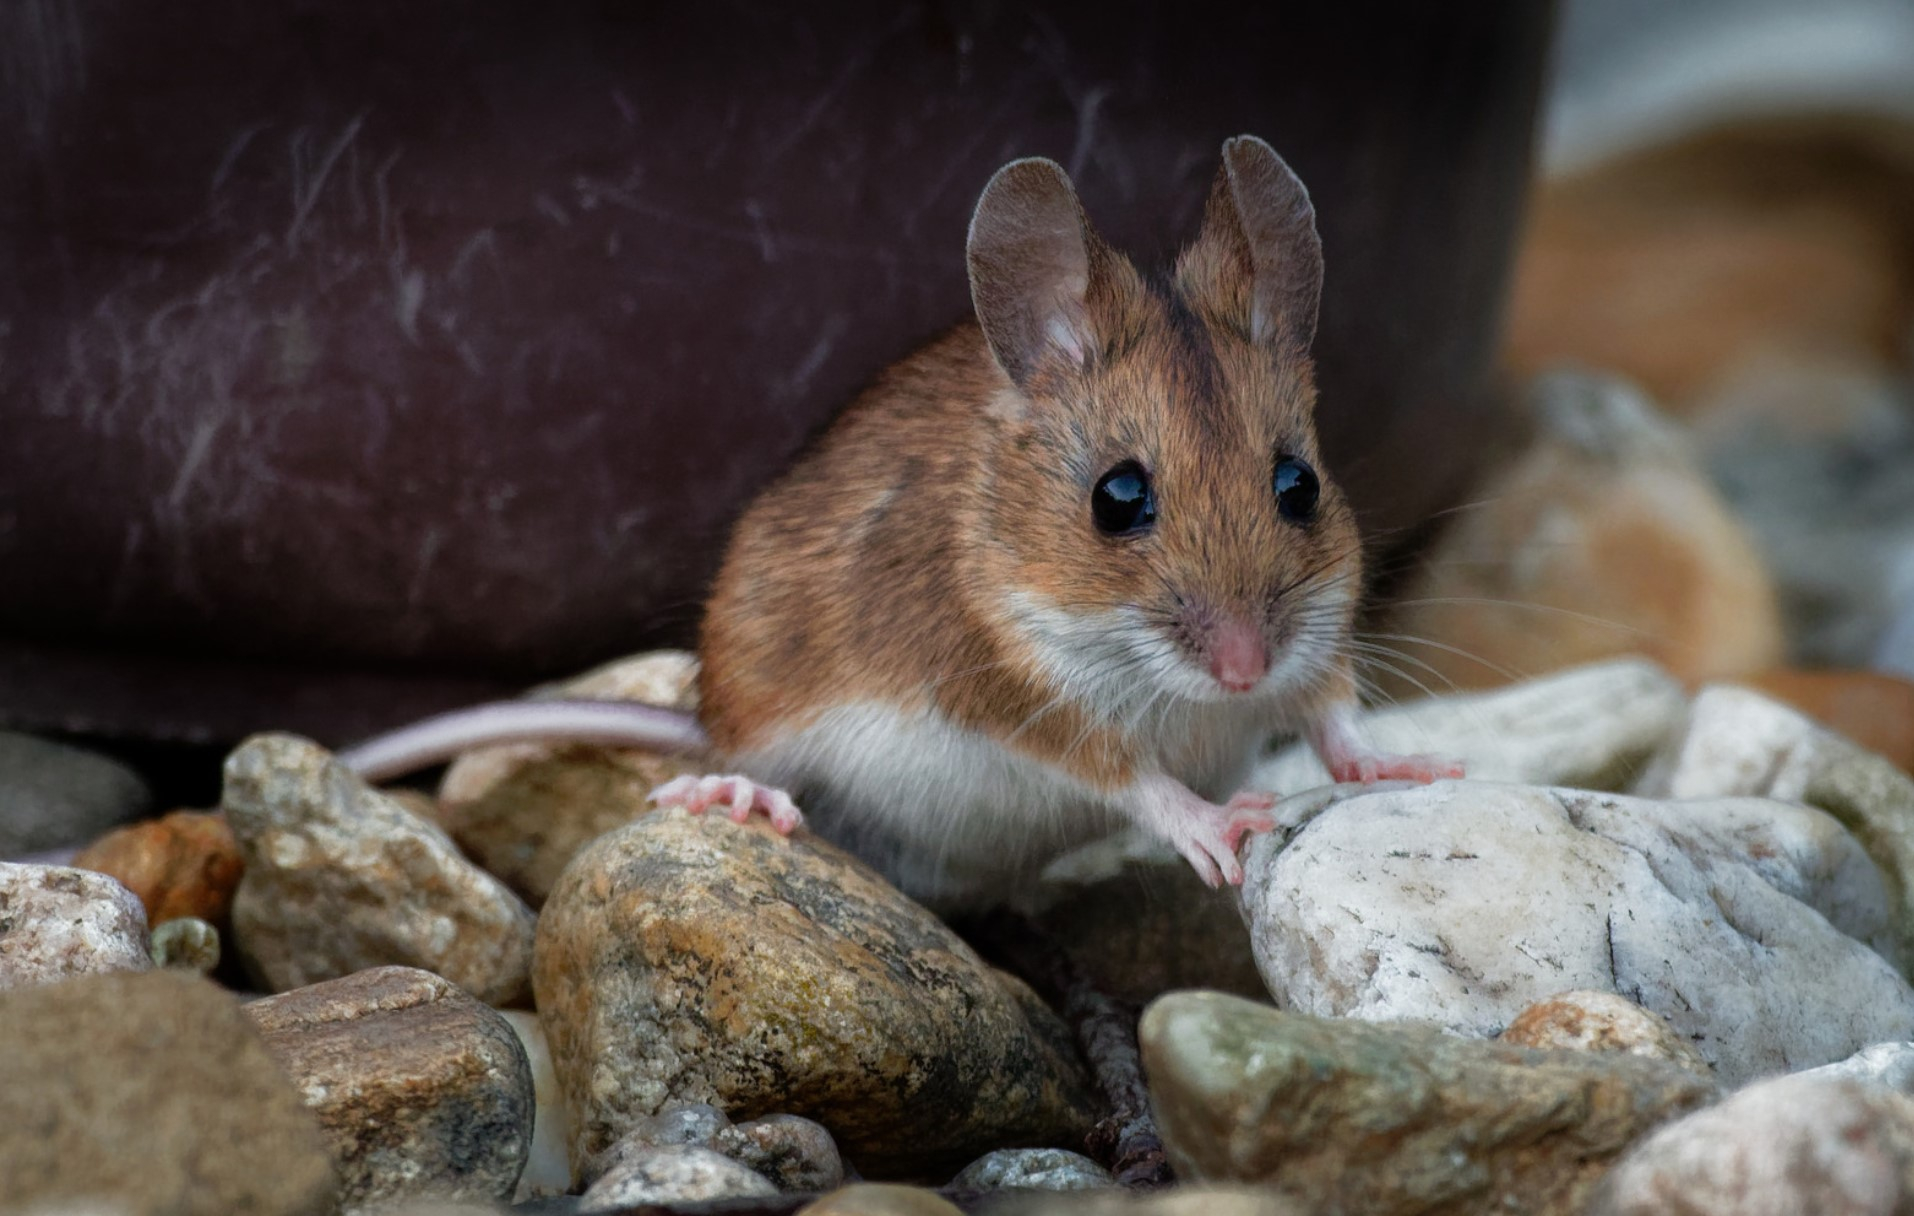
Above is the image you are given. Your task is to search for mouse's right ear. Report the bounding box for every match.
[966,157,1101,388]
[1184,136,1323,355]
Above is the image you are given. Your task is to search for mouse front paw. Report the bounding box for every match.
[1121,777,1281,888]
[649,773,804,834]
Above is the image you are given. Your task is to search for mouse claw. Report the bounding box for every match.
[649,773,805,835]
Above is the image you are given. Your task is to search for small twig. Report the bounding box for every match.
[959,910,1173,1189]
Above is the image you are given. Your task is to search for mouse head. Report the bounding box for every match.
[965,136,1361,710]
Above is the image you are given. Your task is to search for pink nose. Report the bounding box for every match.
[1208,617,1270,693]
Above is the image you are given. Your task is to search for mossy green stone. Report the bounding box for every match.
[1142,991,1715,1216]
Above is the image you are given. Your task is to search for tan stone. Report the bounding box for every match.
[0,969,336,1215]
[435,650,704,906]
[222,734,537,1004]
[799,1184,964,1216]
[72,810,243,927]
[439,743,699,908]
[535,810,1097,1178]
[1142,991,1714,1216]
[245,965,535,1211]
[1500,989,1710,1075]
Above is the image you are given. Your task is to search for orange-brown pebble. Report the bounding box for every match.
[71,810,244,926]
[1501,989,1710,1076]
[1742,668,1914,776]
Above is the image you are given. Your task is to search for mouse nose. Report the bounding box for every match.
[1208,617,1270,693]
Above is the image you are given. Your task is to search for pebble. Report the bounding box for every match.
[1499,989,1710,1075]
[499,1010,573,1201]
[0,862,152,989]
[1590,1073,1914,1215]
[716,1113,846,1193]
[1240,781,1914,1085]
[534,810,1096,1177]
[70,810,244,927]
[0,731,152,857]
[1639,682,1914,973]
[583,1103,844,1194]
[435,650,704,906]
[221,733,538,1004]
[0,969,336,1215]
[799,1184,964,1216]
[243,966,535,1211]
[1372,370,1784,696]
[148,915,220,973]
[1254,657,1689,794]
[950,1147,1113,1191]
[584,1105,732,1181]
[578,1143,777,1210]
[1141,991,1713,1216]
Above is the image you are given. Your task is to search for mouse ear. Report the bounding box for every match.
[1190,135,1323,352]
[966,157,1101,387]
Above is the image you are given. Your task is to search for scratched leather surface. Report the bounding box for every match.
[0,1,1551,743]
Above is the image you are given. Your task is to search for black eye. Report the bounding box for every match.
[1273,455,1319,523]
[1092,461,1156,535]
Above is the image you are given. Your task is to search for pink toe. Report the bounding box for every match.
[767,798,802,835]
[1221,816,1273,851]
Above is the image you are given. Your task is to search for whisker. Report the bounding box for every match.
[1338,639,1471,696]
[1384,595,1656,640]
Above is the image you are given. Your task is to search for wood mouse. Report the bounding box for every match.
[339,136,1460,909]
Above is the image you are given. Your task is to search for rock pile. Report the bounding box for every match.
[5,650,1914,1213]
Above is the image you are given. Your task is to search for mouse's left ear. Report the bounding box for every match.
[966,157,1108,388]
[1183,135,1323,354]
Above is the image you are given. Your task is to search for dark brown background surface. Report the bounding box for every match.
[1,1,1552,745]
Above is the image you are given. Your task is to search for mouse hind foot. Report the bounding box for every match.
[649,773,805,834]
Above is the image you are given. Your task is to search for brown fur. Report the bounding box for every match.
[698,156,1361,791]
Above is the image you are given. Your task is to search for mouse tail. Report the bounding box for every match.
[336,699,710,784]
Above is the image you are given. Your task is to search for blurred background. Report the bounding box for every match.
[2,0,1912,839]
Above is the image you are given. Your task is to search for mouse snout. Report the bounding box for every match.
[1206,615,1271,694]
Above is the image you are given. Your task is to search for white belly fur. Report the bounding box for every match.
[733,698,1280,908]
